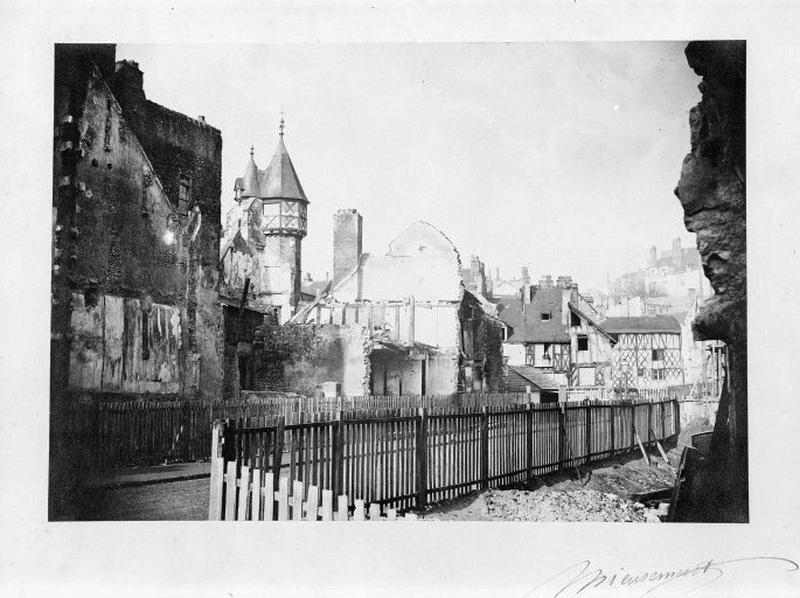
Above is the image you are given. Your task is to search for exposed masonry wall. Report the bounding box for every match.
[110,60,223,401]
[53,45,223,403]
[252,322,371,397]
[674,40,747,522]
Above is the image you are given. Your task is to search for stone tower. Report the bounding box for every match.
[222,118,309,323]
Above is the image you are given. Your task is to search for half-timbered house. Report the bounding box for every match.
[603,315,684,390]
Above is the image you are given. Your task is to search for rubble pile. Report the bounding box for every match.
[423,488,669,523]
[418,452,678,522]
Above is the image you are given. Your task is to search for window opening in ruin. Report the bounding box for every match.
[84,287,99,309]
[178,175,191,215]
[541,312,551,321]
[577,335,588,352]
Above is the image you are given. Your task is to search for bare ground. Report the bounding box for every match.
[417,418,715,522]
[417,448,680,522]
[79,478,209,521]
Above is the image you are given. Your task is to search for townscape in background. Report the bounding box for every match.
[50,44,729,523]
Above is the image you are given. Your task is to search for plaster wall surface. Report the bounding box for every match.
[69,291,182,393]
[502,343,526,367]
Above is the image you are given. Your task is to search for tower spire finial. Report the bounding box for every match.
[249,144,254,156]
[279,108,286,138]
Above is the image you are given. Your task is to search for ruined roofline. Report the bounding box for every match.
[92,67,178,220]
[144,98,221,133]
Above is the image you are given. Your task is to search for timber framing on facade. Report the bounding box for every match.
[602,316,684,390]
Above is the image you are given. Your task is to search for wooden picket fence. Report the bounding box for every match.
[62,392,543,469]
[209,460,416,521]
[209,398,680,519]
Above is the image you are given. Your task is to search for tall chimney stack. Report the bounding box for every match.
[333,209,363,286]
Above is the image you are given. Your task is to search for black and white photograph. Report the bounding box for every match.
[48,40,745,525]
[2,2,799,597]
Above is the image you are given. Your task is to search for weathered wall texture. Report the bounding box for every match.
[110,58,224,401]
[51,44,223,519]
[674,40,747,522]
[69,291,183,393]
[252,323,371,397]
[56,46,223,402]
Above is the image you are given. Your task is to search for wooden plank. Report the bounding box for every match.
[634,425,650,466]
[208,451,225,521]
[369,502,381,521]
[353,499,366,521]
[416,408,428,507]
[236,465,250,521]
[224,460,238,521]
[307,484,319,521]
[321,489,333,521]
[251,468,262,521]
[272,418,285,486]
[277,476,290,521]
[264,472,275,521]
[292,481,304,521]
[480,407,489,489]
[655,439,670,466]
[336,495,349,521]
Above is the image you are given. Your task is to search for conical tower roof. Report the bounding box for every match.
[260,136,308,203]
[240,146,260,198]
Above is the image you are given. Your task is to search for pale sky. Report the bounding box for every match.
[117,42,700,290]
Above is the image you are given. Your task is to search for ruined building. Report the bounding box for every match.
[293,212,505,396]
[219,123,309,393]
[51,44,223,516]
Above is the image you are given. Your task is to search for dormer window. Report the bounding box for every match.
[178,175,191,215]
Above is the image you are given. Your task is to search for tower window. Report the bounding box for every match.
[540,312,551,321]
[178,175,190,215]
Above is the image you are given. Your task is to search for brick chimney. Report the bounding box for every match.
[111,59,145,106]
[333,209,362,286]
[556,275,573,289]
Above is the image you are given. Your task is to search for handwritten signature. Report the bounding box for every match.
[524,556,798,597]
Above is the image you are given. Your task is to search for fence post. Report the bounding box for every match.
[585,402,591,461]
[526,403,533,486]
[674,399,681,438]
[630,402,636,452]
[271,416,285,492]
[208,420,226,521]
[480,406,490,489]
[660,400,665,439]
[647,400,654,446]
[557,404,566,471]
[332,410,344,497]
[415,407,428,508]
[609,404,616,457]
